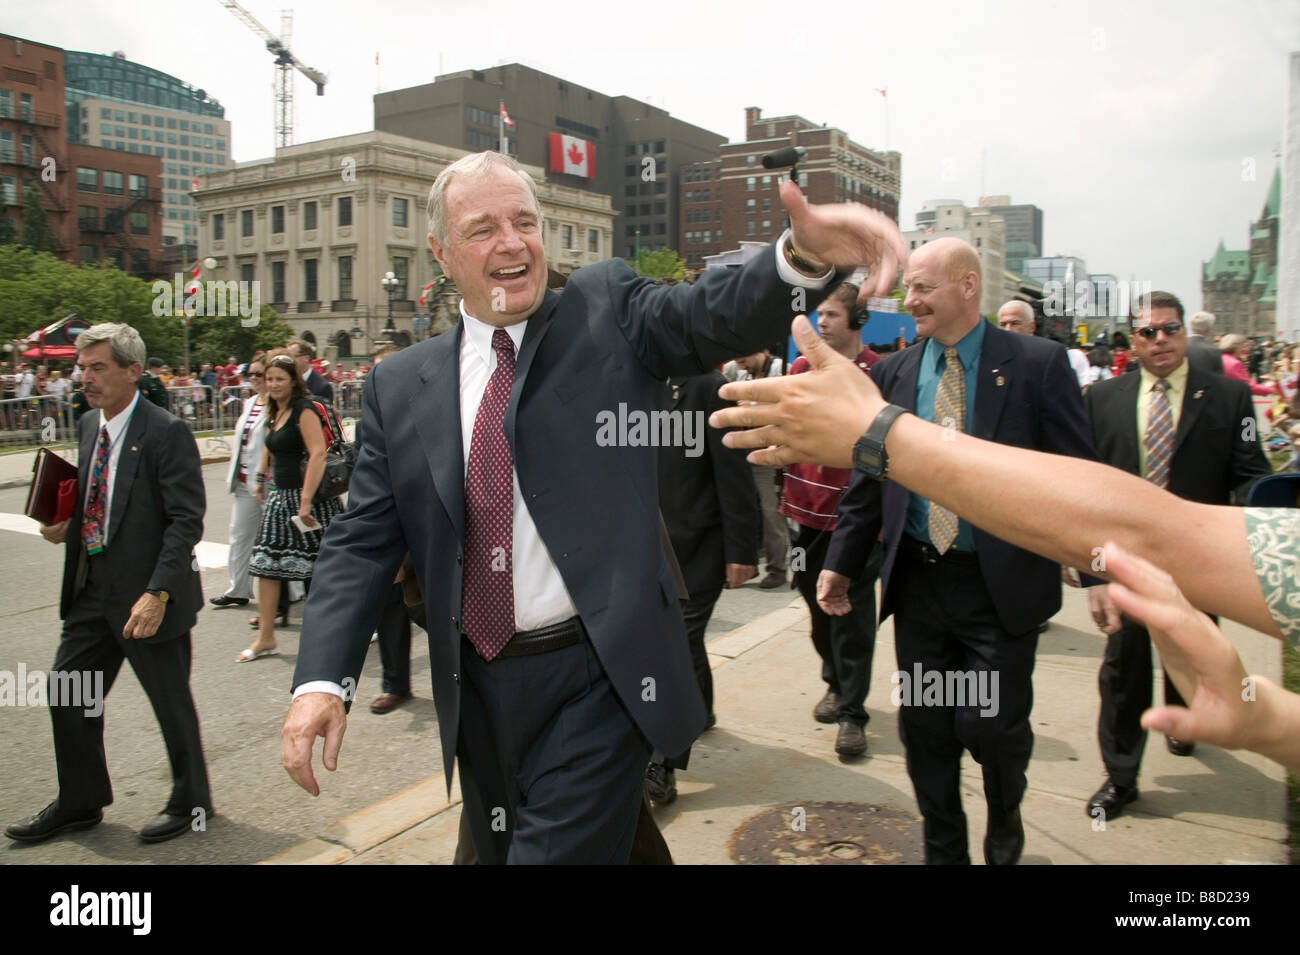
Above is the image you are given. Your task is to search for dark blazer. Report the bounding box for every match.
[61,398,205,641]
[1186,335,1225,376]
[657,372,759,595]
[304,369,334,404]
[293,245,838,779]
[1084,362,1271,505]
[825,327,1098,635]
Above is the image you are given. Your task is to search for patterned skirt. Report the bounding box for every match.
[249,487,343,581]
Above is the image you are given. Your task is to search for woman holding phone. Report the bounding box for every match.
[238,351,342,662]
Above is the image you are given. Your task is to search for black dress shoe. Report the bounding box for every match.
[5,801,102,843]
[813,690,841,724]
[643,763,677,805]
[140,810,206,844]
[1166,736,1196,757]
[835,721,867,757]
[209,595,249,607]
[983,807,1024,866]
[704,712,717,731]
[1086,779,1138,820]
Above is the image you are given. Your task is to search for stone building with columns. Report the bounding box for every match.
[192,130,614,361]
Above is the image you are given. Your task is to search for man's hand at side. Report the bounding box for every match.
[780,178,907,299]
[40,520,68,545]
[817,569,852,616]
[282,692,347,796]
[122,592,165,638]
[725,563,756,589]
[1088,584,1122,634]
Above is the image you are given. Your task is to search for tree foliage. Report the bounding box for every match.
[20,182,56,253]
[629,247,686,283]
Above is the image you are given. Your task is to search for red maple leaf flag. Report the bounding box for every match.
[548,133,595,179]
[190,264,202,279]
[499,101,514,128]
[191,176,199,192]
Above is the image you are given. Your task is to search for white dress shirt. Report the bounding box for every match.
[85,389,141,546]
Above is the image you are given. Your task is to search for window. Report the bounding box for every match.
[167,117,176,129]
[240,263,254,286]
[271,205,284,234]
[77,167,97,192]
[762,176,771,188]
[639,203,650,216]
[654,201,665,214]
[392,257,409,297]
[213,213,224,240]
[167,148,176,159]
[654,223,665,236]
[746,177,756,192]
[130,249,149,275]
[587,228,598,253]
[747,155,756,167]
[180,134,189,146]
[103,171,123,195]
[100,107,110,119]
[654,181,665,194]
[624,185,636,197]
[129,211,149,235]
[114,110,124,122]
[180,120,189,131]
[241,209,253,236]
[654,140,665,153]
[338,255,353,299]
[625,144,636,156]
[271,261,286,302]
[746,199,756,213]
[79,245,97,264]
[129,174,147,197]
[746,221,756,235]
[0,131,13,163]
[304,258,318,301]
[625,164,636,177]
[761,198,771,212]
[205,123,213,134]
[337,196,352,226]
[392,197,408,228]
[128,127,138,140]
[562,224,573,249]
[303,200,317,230]
[78,204,96,227]
[761,220,771,233]
[625,225,636,237]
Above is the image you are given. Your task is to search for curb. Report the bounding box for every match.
[259,597,807,865]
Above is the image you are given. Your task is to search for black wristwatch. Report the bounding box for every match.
[853,405,909,481]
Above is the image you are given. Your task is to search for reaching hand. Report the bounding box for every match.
[780,178,907,299]
[713,315,887,468]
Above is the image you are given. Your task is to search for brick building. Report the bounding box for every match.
[1201,168,1280,338]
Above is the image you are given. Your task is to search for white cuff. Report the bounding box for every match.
[293,680,347,701]
[774,229,835,289]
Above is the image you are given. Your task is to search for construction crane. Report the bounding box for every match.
[219,2,327,148]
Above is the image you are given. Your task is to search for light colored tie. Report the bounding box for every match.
[1145,378,1173,489]
[928,346,965,554]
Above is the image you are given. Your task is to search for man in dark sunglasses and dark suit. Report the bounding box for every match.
[1082,291,1271,822]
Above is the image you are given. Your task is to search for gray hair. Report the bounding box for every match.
[1189,311,1215,336]
[998,300,1034,324]
[426,151,542,246]
[76,322,146,368]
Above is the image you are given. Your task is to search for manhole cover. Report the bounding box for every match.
[729,802,923,864]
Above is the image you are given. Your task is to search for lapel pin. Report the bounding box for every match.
[1193,390,1203,399]
[130,445,138,452]
[996,376,1005,387]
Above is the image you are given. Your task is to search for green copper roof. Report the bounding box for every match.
[1260,267,1278,303]
[1252,261,1270,286]
[1204,241,1250,280]
[1264,167,1281,218]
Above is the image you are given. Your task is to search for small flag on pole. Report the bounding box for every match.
[500,101,514,128]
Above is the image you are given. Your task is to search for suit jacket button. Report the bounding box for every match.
[452,673,459,683]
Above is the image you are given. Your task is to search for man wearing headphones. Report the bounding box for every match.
[780,282,884,756]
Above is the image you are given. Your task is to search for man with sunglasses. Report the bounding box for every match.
[1083,291,1270,822]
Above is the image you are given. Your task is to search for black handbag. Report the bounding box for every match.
[301,400,355,502]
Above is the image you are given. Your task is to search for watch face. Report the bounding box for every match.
[854,438,884,476]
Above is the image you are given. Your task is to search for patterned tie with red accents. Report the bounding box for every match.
[82,424,111,554]
[1145,378,1173,489]
[462,328,517,660]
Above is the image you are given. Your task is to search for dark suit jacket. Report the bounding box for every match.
[61,399,205,641]
[1186,335,1225,376]
[293,245,838,779]
[657,372,759,596]
[304,369,334,404]
[1084,362,1271,505]
[825,327,1098,635]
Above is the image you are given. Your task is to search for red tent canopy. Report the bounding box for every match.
[22,344,78,360]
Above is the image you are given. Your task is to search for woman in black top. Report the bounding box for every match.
[238,353,342,661]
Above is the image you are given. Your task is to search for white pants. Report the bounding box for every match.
[225,484,262,599]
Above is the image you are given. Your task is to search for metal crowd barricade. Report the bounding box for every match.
[165,383,231,453]
[0,393,76,453]
[334,380,364,420]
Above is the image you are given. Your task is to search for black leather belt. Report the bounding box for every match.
[900,535,979,566]
[495,616,584,659]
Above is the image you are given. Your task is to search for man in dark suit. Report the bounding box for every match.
[1083,292,1270,820]
[279,150,905,864]
[818,237,1098,865]
[644,370,758,804]
[6,323,211,845]
[1186,311,1225,376]
[288,339,334,404]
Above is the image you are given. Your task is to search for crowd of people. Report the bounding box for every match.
[7,148,1300,866]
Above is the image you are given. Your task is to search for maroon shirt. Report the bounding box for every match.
[779,346,880,530]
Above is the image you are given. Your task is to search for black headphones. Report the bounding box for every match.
[849,305,868,331]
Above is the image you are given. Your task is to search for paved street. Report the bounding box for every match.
[0,457,798,863]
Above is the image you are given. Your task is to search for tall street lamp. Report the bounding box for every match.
[380,269,400,343]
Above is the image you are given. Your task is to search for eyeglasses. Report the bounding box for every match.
[1136,322,1183,340]
[247,371,265,378]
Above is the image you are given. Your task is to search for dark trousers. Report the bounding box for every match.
[792,522,881,726]
[1098,618,1194,786]
[455,633,650,864]
[50,569,211,815]
[376,582,412,696]
[682,585,721,718]
[891,547,1038,865]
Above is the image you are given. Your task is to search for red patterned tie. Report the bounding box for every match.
[81,424,111,552]
[462,328,517,660]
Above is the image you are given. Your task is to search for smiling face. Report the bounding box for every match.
[264,359,296,405]
[902,240,980,345]
[429,166,546,326]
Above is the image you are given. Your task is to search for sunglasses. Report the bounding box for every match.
[1136,322,1183,340]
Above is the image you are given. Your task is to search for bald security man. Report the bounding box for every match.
[818,238,1098,865]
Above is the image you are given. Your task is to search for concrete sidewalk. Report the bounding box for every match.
[0,434,231,490]
[263,586,1289,865]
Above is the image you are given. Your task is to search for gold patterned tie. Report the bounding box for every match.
[929,346,965,553]
[1145,378,1173,489]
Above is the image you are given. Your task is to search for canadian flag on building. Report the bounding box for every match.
[185,263,201,296]
[548,133,595,179]
[499,101,514,128]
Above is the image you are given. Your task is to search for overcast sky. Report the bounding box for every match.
[10,0,1299,309]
